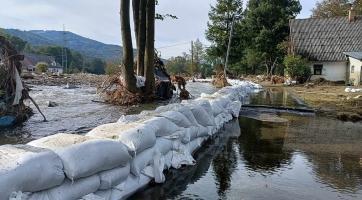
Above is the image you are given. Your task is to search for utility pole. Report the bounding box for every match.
[62,24,68,73]
[224,15,236,78]
[191,40,194,75]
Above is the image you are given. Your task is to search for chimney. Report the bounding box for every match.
[348,5,355,23]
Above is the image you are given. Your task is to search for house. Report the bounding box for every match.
[289,8,362,84]
[22,53,63,74]
[344,52,362,86]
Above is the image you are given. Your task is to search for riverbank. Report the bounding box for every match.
[23,73,107,87]
[287,85,362,121]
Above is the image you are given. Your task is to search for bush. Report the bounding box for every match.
[105,62,121,75]
[36,62,48,73]
[283,55,311,83]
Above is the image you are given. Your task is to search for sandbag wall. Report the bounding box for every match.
[0,81,262,200]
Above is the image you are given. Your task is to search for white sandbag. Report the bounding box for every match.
[163,151,173,170]
[0,145,64,200]
[87,123,156,155]
[157,111,192,128]
[197,125,210,138]
[79,193,106,200]
[28,174,100,200]
[141,151,165,183]
[155,104,199,126]
[29,133,131,180]
[117,115,141,124]
[86,123,138,138]
[176,106,199,126]
[171,150,195,169]
[207,126,218,136]
[9,191,31,200]
[227,101,242,117]
[181,126,200,144]
[187,105,215,127]
[142,117,182,138]
[99,175,151,200]
[98,164,130,190]
[187,138,202,154]
[154,138,173,155]
[192,99,214,117]
[116,124,157,155]
[130,147,155,176]
[209,100,224,116]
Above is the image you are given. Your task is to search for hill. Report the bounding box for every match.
[4,29,122,61]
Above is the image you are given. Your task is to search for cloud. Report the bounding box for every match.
[0,0,313,58]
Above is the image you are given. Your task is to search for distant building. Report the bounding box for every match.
[289,8,362,84]
[22,53,63,74]
[344,52,362,86]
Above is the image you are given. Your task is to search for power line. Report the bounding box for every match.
[156,42,190,49]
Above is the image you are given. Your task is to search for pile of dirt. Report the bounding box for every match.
[24,73,108,87]
[212,73,230,88]
[310,78,345,86]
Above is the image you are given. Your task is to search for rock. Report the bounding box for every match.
[0,116,16,127]
[47,101,59,107]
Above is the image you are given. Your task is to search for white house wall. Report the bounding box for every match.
[348,57,362,86]
[309,62,347,82]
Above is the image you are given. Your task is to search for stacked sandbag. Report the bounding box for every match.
[1,80,262,200]
[0,145,64,200]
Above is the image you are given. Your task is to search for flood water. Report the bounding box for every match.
[1,84,362,200]
[132,88,362,200]
[0,82,217,145]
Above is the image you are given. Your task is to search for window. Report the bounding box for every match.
[351,65,355,73]
[313,64,323,75]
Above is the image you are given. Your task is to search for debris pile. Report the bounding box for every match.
[0,36,45,127]
[212,72,230,88]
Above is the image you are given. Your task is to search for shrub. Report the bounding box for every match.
[36,62,48,73]
[283,55,311,83]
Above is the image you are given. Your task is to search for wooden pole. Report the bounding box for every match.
[225,15,235,78]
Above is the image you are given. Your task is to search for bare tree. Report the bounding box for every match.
[144,0,155,95]
[137,0,147,76]
[120,0,137,93]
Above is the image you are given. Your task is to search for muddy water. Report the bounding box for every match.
[132,88,362,200]
[0,82,217,145]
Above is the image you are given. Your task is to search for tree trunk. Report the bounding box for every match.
[132,0,140,41]
[144,0,155,95]
[137,0,147,76]
[120,0,137,93]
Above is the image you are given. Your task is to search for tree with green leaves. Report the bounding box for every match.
[85,58,106,74]
[190,39,204,74]
[283,55,310,82]
[0,29,27,52]
[36,62,48,73]
[312,0,362,18]
[206,0,244,64]
[242,0,301,76]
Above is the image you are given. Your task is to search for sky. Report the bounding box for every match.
[0,0,316,58]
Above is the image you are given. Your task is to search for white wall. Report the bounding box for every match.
[309,62,347,82]
[348,57,362,86]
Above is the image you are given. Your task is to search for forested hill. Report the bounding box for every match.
[3,29,122,61]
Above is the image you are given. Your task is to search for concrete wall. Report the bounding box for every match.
[309,62,347,82]
[348,57,362,86]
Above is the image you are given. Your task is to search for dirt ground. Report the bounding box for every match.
[287,85,362,122]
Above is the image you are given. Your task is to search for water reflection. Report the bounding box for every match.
[133,110,362,200]
[250,87,307,108]
[238,117,292,173]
